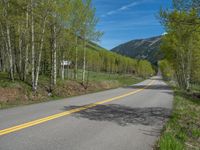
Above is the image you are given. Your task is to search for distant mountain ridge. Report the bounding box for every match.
[111,35,163,64]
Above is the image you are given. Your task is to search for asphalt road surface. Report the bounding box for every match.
[0,76,173,150]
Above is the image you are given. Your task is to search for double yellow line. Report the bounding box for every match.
[0,80,154,136]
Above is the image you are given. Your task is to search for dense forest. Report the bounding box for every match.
[0,0,154,92]
[159,0,200,91]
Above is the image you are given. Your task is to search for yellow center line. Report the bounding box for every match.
[0,80,155,136]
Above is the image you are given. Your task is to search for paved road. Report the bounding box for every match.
[0,76,173,150]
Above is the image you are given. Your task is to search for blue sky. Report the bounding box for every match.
[92,0,172,49]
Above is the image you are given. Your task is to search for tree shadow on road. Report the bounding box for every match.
[64,104,171,126]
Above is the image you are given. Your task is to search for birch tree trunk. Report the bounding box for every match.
[6,18,14,81]
[23,5,29,81]
[82,40,86,83]
[34,17,47,90]
[74,36,78,80]
[0,23,7,72]
[51,24,57,89]
[53,25,57,86]
[31,0,36,91]
[186,45,193,91]
[3,0,14,81]
[18,25,22,80]
[61,51,65,80]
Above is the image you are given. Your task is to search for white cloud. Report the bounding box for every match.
[119,2,138,10]
[119,6,127,11]
[101,1,144,17]
[107,11,116,15]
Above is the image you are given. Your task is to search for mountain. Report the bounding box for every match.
[111,35,163,64]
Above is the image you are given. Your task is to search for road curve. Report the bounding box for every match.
[0,76,173,150]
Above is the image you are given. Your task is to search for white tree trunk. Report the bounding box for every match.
[18,25,22,79]
[31,0,36,91]
[186,46,192,91]
[0,24,7,73]
[82,41,86,83]
[53,25,57,86]
[24,5,29,81]
[74,36,78,80]
[6,19,14,81]
[35,17,47,90]
[61,55,65,80]
[51,24,57,88]
[3,0,14,81]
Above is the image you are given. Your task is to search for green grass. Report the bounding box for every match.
[57,69,143,86]
[87,71,142,85]
[0,71,143,109]
[157,87,200,150]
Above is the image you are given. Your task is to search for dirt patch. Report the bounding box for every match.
[53,81,86,97]
[88,80,120,91]
[0,87,27,103]
[0,80,121,109]
[53,80,120,97]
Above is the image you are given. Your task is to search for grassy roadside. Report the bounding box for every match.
[156,85,200,150]
[0,72,143,109]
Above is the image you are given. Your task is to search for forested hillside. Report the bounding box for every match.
[0,0,154,108]
[111,36,162,64]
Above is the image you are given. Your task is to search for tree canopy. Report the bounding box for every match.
[0,0,155,92]
[159,0,200,90]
